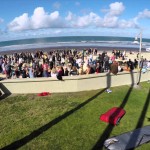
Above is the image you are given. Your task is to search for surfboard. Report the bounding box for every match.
[104,125,150,149]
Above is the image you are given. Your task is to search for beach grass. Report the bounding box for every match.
[0,82,150,150]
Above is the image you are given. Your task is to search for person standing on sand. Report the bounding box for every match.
[122,50,126,60]
[5,60,12,79]
[104,52,109,72]
[134,59,138,68]
[64,66,69,76]
[127,59,134,71]
[42,61,49,77]
[0,57,3,73]
[56,66,63,80]
[110,61,118,75]
[28,66,35,78]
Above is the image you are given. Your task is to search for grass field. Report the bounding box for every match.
[0,82,150,150]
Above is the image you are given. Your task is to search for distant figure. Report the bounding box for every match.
[110,61,118,75]
[130,51,133,54]
[70,66,78,76]
[64,67,69,76]
[51,67,57,77]
[137,53,139,59]
[56,66,63,80]
[78,64,84,75]
[127,59,134,71]
[85,64,95,74]
[122,50,126,60]
[42,61,49,77]
[134,59,138,68]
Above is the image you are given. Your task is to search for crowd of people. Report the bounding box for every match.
[0,48,149,80]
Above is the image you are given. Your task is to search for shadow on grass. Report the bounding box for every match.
[137,60,144,85]
[125,88,150,150]
[147,117,150,121]
[0,83,11,100]
[137,68,142,85]
[106,71,111,89]
[1,88,106,150]
[92,71,135,150]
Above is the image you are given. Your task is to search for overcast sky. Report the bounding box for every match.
[0,0,150,41]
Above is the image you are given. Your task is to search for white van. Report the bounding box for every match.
[146,48,150,52]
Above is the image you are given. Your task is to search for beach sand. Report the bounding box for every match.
[0,46,149,79]
[0,46,149,61]
[105,51,150,62]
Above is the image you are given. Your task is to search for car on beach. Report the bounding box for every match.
[146,48,150,52]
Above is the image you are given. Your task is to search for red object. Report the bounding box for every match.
[100,107,126,125]
[37,92,50,96]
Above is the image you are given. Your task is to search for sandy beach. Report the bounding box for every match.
[0,45,149,80]
[0,46,149,61]
[105,50,150,62]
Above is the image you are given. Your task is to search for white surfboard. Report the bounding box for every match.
[104,125,150,150]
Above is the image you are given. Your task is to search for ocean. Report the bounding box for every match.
[0,36,150,52]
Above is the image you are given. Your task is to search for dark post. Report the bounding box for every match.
[82,49,85,63]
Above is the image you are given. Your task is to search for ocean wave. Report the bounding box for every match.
[81,41,87,43]
[57,41,79,44]
[0,40,148,52]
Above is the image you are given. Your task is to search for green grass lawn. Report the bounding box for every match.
[0,82,150,150]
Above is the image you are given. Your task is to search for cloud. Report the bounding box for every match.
[118,19,138,28]
[0,18,4,23]
[8,7,66,31]
[65,11,73,21]
[66,2,136,28]
[108,2,125,16]
[136,9,150,19]
[67,2,136,29]
[31,7,60,29]
[8,13,31,31]
[7,2,138,32]
[74,12,101,27]
[53,2,61,9]
[100,2,137,28]
[102,16,118,28]
[131,9,150,28]
[97,2,125,28]
[0,29,3,34]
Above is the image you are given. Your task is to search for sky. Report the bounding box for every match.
[0,0,150,41]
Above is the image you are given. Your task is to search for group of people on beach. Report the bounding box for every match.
[0,48,149,80]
